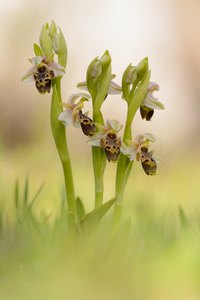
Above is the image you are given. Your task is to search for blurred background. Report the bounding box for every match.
[1,1,200,299]
[0,0,200,202]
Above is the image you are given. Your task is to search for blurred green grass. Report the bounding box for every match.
[0,143,200,300]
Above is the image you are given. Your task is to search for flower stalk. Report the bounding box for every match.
[86,51,112,208]
[113,59,151,229]
[22,21,77,224]
[51,79,76,221]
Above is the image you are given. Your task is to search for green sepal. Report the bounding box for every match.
[136,57,149,81]
[127,70,151,131]
[53,28,68,68]
[86,57,99,97]
[76,197,86,221]
[33,43,44,56]
[100,50,111,72]
[49,20,57,40]
[80,198,116,229]
[93,63,111,115]
[39,23,53,58]
[122,64,137,101]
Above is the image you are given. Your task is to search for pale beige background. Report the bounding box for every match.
[0,0,199,156]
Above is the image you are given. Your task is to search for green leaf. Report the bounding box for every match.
[33,43,44,56]
[23,177,29,206]
[15,178,19,210]
[29,182,44,209]
[178,205,187,228]
[76,197,86,221]
[81,198,116,229]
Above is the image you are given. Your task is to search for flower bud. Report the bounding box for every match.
[99,50,111,72]
[137,57,149,81]
[124,65,137,85]
[91,60,103,79]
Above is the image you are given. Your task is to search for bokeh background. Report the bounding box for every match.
[1,0,200,204]
[1,1,200,299]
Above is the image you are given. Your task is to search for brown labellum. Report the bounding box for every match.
[141,151,157,175]
[78,111,96,136]
[140,106,154,121]
[101,132,121,162]
[34,65,54,94]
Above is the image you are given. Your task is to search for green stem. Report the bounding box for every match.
[92,147,105,208]
[92,112,106,208]
[51,79,76,221]
[113,71,151,229]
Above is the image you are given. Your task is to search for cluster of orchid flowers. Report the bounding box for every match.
[22,51,164,176]
[57,85,161,175]
[21,21,165,229]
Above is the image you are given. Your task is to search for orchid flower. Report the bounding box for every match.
[22,55,65,94]
[88,119,123,162]
[121,133,159,175]
[58,93,91,128]
[140,82,164,121]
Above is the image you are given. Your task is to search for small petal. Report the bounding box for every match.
[120,143,137,161]
[148,82,159,93]
[49,61,65,77]
[77,81,88,91]
[29,56,43,65]
[108,81,122,94]
[106,119,123,132]
[87,134,102,146]
[142,133,156,143]
[143,92,165,110]
[68,93,91,106]
[21,66,36,82]
[58,110,73,127]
